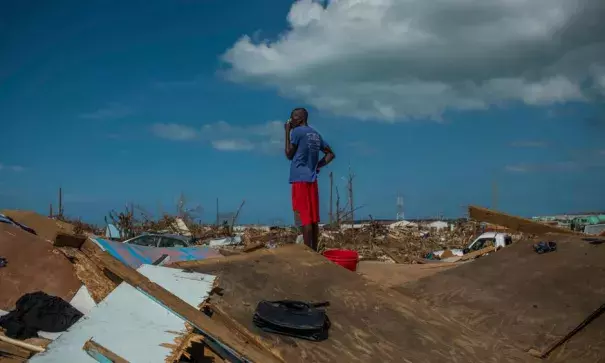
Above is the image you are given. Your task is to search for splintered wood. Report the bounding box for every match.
[84,249,282,363]
[59,246,117,303]
[83,339,129,363]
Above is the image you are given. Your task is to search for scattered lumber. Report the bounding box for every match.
[83,339,129,363]
[0,340,32,359]
[243,242,265,253]
[0,335,45,353]
[458,246,495,261]
[377,246,405,263]
[206,302,283,361]
[469,206,579,235]
[81,246,283,363]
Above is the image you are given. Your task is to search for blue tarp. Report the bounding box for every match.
[91,238,221,269]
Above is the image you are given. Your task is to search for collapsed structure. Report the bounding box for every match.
[0,206,603,362]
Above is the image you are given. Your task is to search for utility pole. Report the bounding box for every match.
[49,204,53,218]
[335,187,341,225]
[58,187,63,218]
[347,166,355,226]
[329,172,334,224]
[215,198,219,226]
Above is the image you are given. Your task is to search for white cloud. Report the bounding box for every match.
[511,140,548,148]
[151,123,198,141]
[151,120,284,153]
[79,103,133,120]
[212,139,256,151]
[202,120,284,153]
[0,163,25,172]
[505,164,531,173]
[504,161,603,173]
[222,0,605,121]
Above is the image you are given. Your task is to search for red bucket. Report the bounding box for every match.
[323,249,359,271]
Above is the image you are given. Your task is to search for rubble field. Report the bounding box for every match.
[0,206,603,362]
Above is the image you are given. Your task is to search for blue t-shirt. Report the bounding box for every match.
[289,125,328,183]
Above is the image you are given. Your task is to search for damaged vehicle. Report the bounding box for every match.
[431,232,513,258]
[122,233,196,248]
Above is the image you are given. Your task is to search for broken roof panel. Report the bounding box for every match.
[30,265,216,363]
[90,237,221,269]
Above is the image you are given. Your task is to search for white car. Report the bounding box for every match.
[433,232,513,258]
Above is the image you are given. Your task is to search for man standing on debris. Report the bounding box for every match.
[285,107,335,251]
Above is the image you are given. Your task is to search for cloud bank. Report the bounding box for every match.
[151,121,283,153]
[222,0,605,121]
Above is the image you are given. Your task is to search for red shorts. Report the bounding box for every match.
[291,181,319,226]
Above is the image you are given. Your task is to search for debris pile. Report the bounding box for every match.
[0,206,602,362]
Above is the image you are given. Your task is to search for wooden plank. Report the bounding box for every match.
[377,246,405,264]
[243,242,265,253]
[88,250,283,363]
[0,341,31,359]
[458,246,495,261]
[185,245,532,363]
[0,335,44,353]
[54,233,86,248]
[83,339,129,363]
[469,206,579,235]
[207,303,283,361]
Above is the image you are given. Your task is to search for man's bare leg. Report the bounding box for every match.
[302,224,314,250]
[311,223,319,251]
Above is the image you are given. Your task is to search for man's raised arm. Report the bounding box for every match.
[284,120,298,160]
[317,145,335,171]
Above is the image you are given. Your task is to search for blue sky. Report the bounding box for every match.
[1,0,604,225]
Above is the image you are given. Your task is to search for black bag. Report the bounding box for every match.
[252,300,331,341]
[533,241,557,254]
[0,291,83,339]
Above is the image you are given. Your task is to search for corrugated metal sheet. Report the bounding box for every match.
[91,237,221,269]
[30,265,216,363]
[584,223,605,235]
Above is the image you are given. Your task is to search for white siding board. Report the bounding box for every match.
[31,265,216,363]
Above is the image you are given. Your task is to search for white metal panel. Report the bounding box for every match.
[31,266,216,363]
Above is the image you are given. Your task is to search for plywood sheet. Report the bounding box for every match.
[186,245,534,363]
[0,224,80,310]
[357,261,460,288]
[30,265,216,363]
[397,235,605,355]
[1,210,75,243]
[546,310,605,363]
